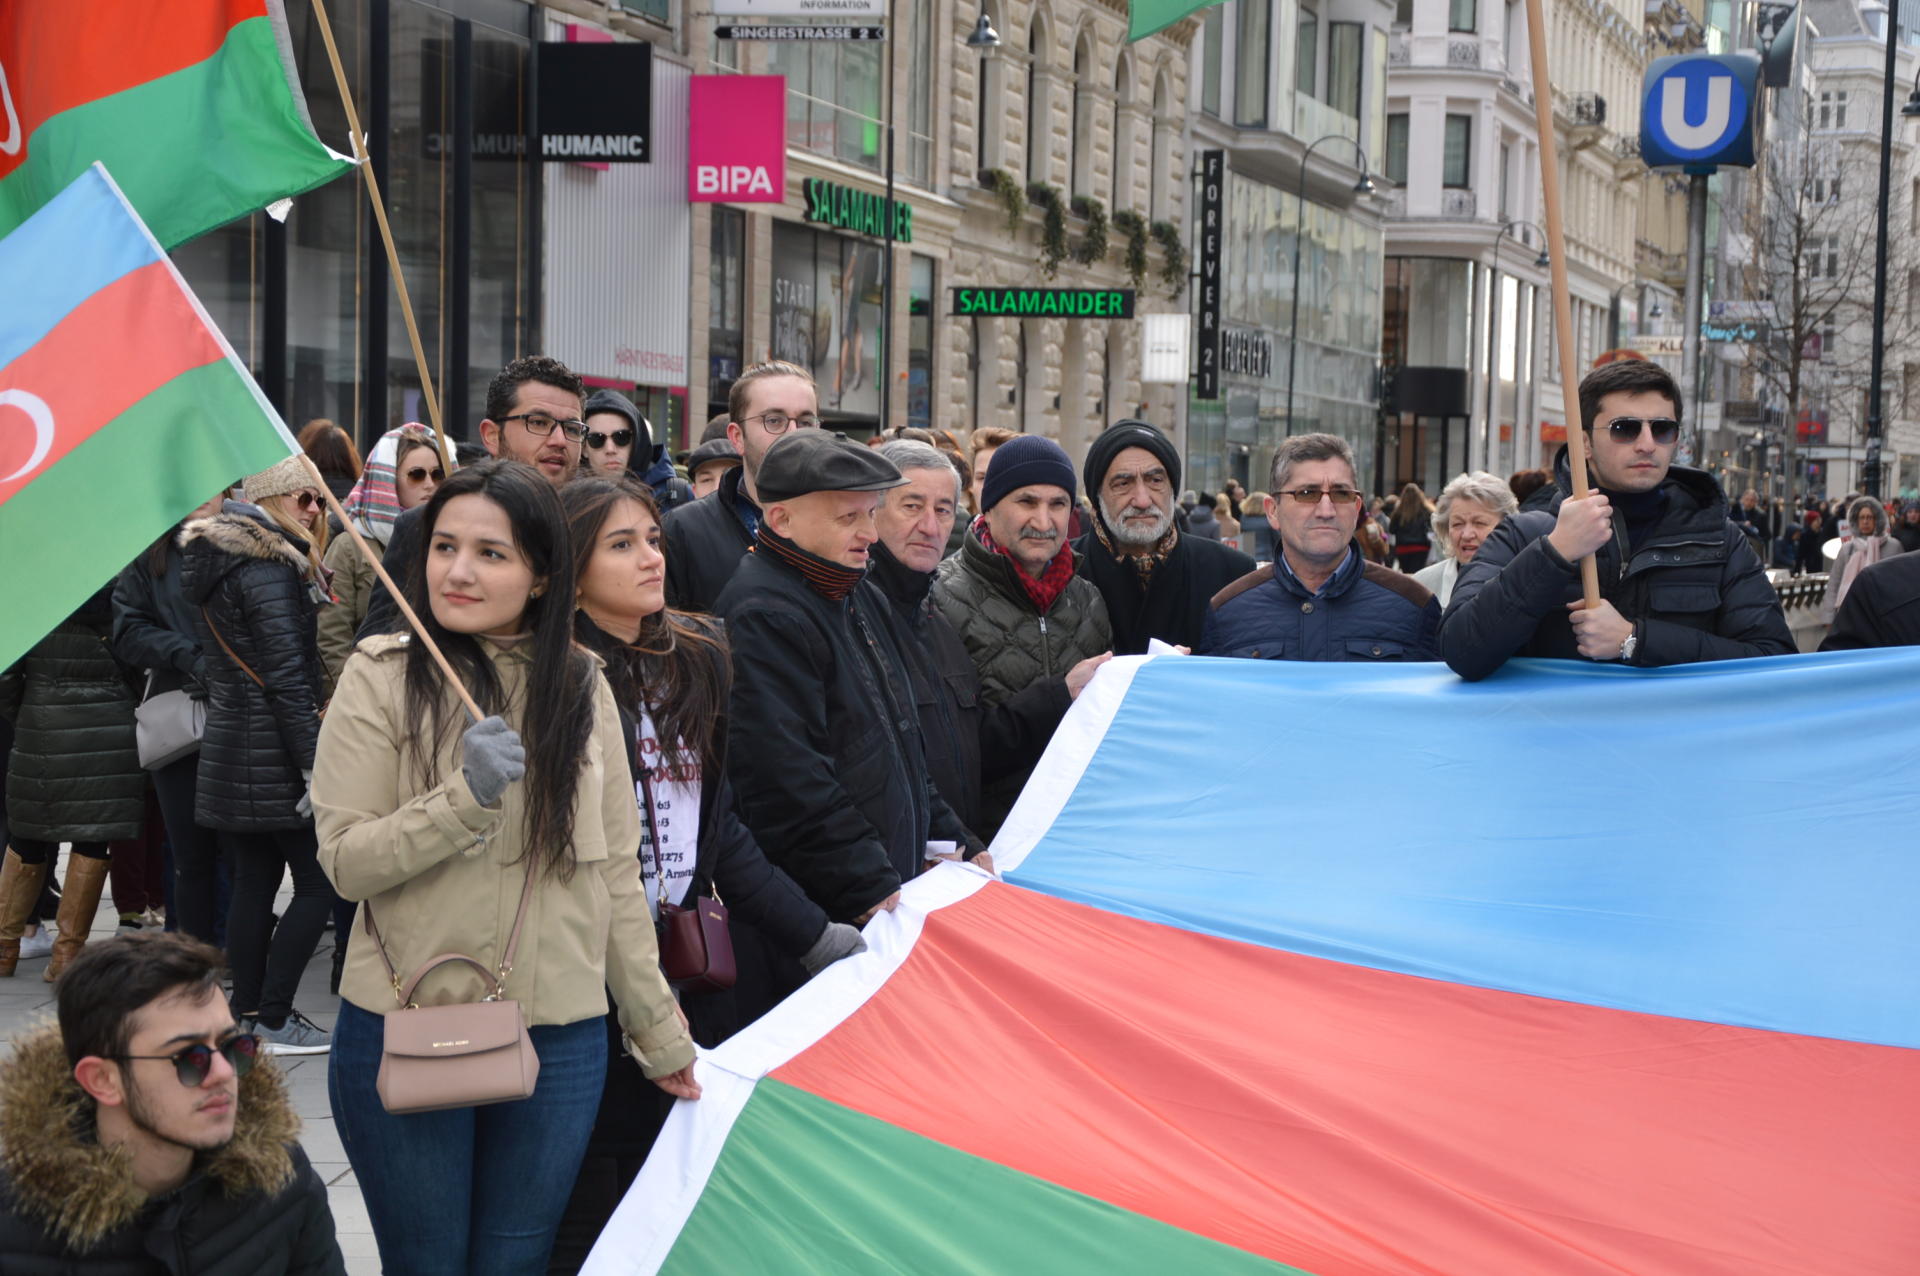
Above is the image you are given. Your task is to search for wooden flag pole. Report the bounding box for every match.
[301,456,484,723]
[1520,0,1604,610]
[309,0,457,480]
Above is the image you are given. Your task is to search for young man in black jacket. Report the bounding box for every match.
[1440,360,1793,680]
[0,933,343,1274]
[1820,552,1920,650]
[716,431,984,926]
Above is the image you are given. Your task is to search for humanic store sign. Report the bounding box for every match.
[803,177,911,242]
[950,287,1136,317]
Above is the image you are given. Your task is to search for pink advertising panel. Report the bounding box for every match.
[688,75,787,204]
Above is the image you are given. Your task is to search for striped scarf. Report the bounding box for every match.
[341,424,440,546]
[755,525,864,602]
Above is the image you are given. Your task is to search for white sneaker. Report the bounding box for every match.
[18,926,53,960]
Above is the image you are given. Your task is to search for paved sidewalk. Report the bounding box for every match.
[0,860,378,1274]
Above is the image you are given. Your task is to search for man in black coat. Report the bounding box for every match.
[717,431,983,926]
[0,933,343,1274]
[1820,552,1920,649]
[664,359,821,613]
[868,440,1106,832]
[1074,420,1254,654]
[1440,360,1793,680]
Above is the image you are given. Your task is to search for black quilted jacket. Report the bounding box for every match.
[178,504,326,832]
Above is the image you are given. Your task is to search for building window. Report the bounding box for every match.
[1329,22,1362,120]
[908,255,935,431]
[1150,71,1172,219]
[906,0,932,182]
[1296,8,1319,100]
[770,222,885,422]
[1385,113,1409,184]
[1498,140,1512,219]
[707,207,746,416]
[1450,0,1476,32]
[770,33,885,175]
[1071,34,1095,197]
[1236,0,1271,127]
[1395,0,1412,26]
[1027,17,1051,184]
[1200,7,1223,117]
[1443,114,1472,187]
[1817,90,1848,129]
[1808,235,1838,280]
[1112,57,1137,208]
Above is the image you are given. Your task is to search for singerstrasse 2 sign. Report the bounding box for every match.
[951,287,1136,317]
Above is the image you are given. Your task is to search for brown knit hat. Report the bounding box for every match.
[242,454,313,504]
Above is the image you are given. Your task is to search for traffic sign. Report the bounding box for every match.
[715,24,885,38]
[1640,53,1762,170]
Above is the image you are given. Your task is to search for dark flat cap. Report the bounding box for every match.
[684,438,742,475]
[756,429,907,503]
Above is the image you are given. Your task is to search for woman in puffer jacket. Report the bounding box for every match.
[0,588,143,980]
[178,455,334,1056]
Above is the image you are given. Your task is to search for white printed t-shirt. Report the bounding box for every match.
[636,710,701,914]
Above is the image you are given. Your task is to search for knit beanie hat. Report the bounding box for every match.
[243,454,312,504]
[981,435,1077,511]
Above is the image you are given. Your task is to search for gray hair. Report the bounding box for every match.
[1430,469,1518,558]
[1268,433,1355,493]
[876,439,963,505]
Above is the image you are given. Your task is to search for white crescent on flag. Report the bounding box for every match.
[0,389,55,483]
[0,58,19,157]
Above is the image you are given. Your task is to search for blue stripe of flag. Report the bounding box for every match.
[0,166,159,373]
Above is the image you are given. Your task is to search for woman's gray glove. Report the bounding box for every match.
[800,922,867,976]
[461,715,525,807]
[295,769,314,819]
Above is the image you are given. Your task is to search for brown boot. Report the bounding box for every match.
[46,853,110,983]
[0,850,49,978]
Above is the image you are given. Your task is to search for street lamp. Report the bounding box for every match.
[967,13,1001,47]
[1487,219,1549,472]
[1285,134,1374,436]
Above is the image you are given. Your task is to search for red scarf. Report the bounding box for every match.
[976,517,1077,613]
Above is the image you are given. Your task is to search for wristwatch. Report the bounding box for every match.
[1618,627,1639,663]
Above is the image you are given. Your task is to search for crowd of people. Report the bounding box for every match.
[2,352,1916,1273]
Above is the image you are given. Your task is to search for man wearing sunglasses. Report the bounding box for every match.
[1440,360,1793,680]
[1199,433,1440,661]
[0,932,343,1271]
[581,387,694,511]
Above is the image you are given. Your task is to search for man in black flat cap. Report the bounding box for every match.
[1075,419,1254,654]
[715,431,985,929]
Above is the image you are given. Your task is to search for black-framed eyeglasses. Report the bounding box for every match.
[742,409,822,435]
[500,412,588,442]
[1602,416,1681,445]
[402,465,445,484]
[108,1032,260,1087]
[1277,485,1363,505]
[586,428,635,450]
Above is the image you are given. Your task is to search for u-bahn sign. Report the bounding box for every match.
[1640,53,1761,171]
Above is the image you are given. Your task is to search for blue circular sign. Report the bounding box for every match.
[1644,58,1752,162]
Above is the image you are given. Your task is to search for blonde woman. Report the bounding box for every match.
[1415,472,1519,607]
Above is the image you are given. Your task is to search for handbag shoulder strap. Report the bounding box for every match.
[201,606,264,689]
[364,864,539,1008]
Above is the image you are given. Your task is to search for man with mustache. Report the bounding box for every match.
[1074,420,1254,654]
[933,436,1111,840]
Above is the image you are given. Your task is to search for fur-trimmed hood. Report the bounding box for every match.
[177,502,313,607]
[0,1023,301,1252]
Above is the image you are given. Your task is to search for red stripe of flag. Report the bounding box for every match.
[0,1,268,183]
[773,884,1920,1275]
[0,261,227,509]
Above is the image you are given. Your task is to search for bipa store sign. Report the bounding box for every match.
[688,75,786,204]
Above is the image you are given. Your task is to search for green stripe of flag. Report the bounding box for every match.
[0,16,352,247]
[1128,0,1224,41]
[0,361,294,670]
[661,1079,1309,1274]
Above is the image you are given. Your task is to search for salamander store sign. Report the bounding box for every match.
[803,178,911,242]
[950,287,1136,318]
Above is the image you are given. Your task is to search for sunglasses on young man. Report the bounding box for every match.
[1602,416,1681,445]
[108,1031,261,1087]
[586,428,635,450]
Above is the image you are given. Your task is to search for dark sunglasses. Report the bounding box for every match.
[1602,417,1680,445]
[109,1032,261,1086]
[402,465,445,484]
[293,491,323,514]
[586,429,635,450]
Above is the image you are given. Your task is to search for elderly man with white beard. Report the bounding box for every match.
[1074,420,1255,654]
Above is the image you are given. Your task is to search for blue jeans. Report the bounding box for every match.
[329,999,608,1275]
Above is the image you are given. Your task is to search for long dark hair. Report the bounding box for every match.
[402,460,596,881]
[561,476,728,775]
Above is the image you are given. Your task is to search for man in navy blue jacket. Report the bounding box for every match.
[1199,434,1439,661]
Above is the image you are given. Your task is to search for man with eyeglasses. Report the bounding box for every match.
[0,932,343,1271]
[1440,360,1792,680]
[1075,419,1254,654]
[663,360,822,613]
[359,355,587,639]
[1200,433,1440,661]
[581,387,694,511]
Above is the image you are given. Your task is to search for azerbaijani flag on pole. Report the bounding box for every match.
[586,652,1920,1274]
[0,165,300,671]
[0,0,353,247]
[1127,0,1223,42]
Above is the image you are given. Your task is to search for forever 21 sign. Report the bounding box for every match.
[537,41,653,162]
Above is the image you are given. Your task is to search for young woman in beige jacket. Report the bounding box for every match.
[312,459,697,1275]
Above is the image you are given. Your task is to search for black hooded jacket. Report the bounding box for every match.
[178,504,326,830]
[1439,454,1794,680]
[1072,421,1254,654]
[868,542,1071,832]
[582,388,694,512]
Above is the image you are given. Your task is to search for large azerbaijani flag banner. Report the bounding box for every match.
[0,165,300,671]
[0,0,353,247]
[585,652,1920,1274]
